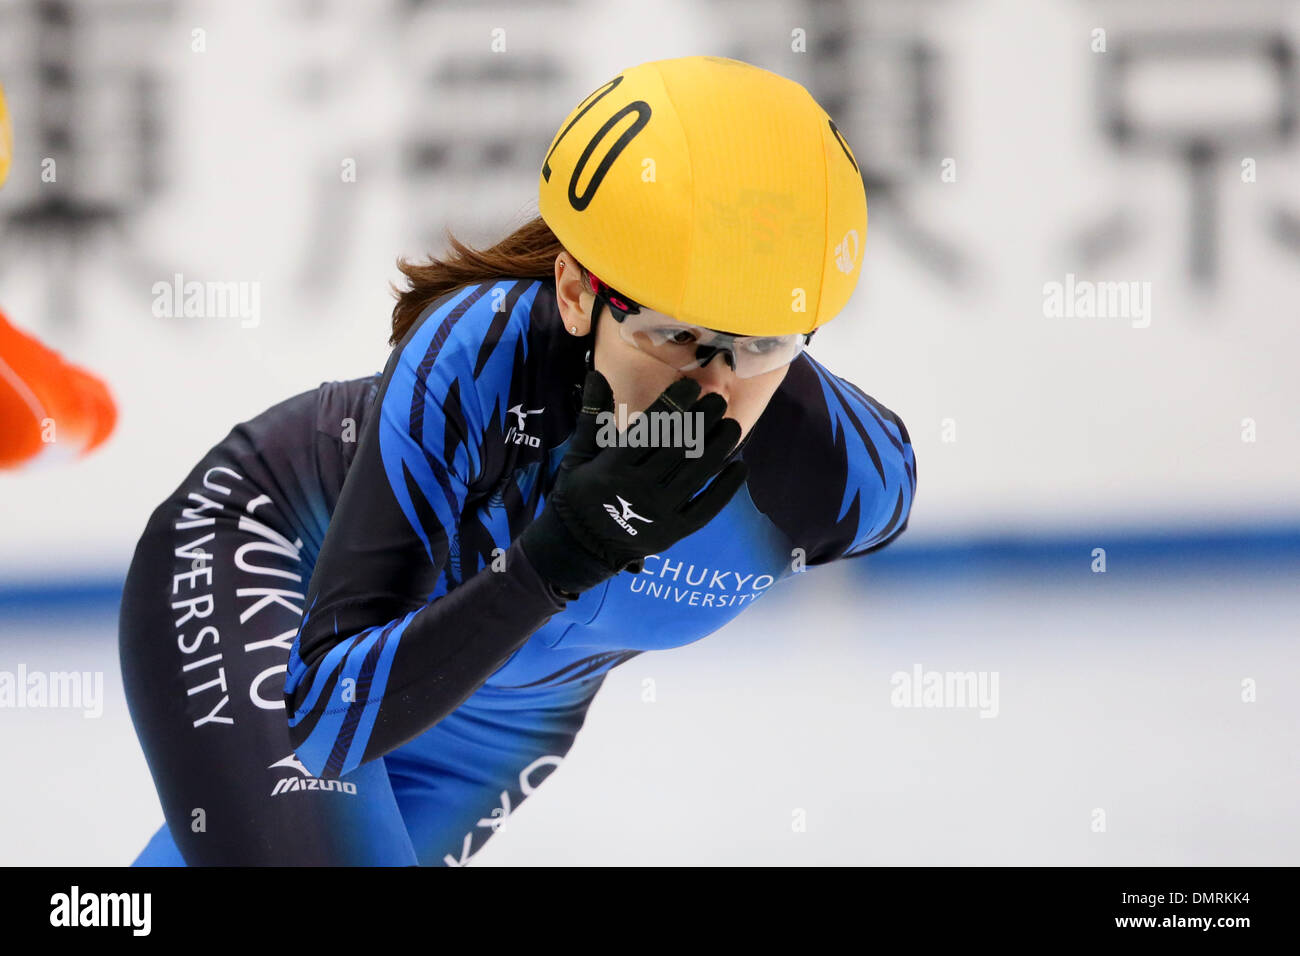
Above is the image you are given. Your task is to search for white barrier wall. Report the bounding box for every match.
[1,0,1298,579]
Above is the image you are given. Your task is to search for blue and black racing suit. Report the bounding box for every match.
[118,276,915,866]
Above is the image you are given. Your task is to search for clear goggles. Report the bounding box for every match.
[588,272,814,380]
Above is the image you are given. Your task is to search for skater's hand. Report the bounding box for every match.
[519,369,748,595]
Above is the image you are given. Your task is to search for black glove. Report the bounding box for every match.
[519,369,748,595]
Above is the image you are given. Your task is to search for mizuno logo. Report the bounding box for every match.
[267,753,311,775]
[268,753,357,796]
[507,404,545,429]
[604,495,652,536]
[506,403,545,448]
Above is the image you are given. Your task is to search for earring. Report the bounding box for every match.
[570,325,577,334]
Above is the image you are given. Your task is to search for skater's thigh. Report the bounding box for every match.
[386,699,593,867]
[119,459,416,865]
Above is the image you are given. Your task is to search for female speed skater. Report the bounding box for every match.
[118,55,917,866]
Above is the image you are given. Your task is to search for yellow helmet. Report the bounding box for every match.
[538,56,867,338]
[0,81,11,188]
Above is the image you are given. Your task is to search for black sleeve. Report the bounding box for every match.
[283,292,569,779]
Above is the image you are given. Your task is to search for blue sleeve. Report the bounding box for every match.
[809,363,917,562]
[283,282,567,779]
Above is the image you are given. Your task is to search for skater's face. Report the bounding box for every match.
[553,252,789,446]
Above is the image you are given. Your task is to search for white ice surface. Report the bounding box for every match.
[1,561,1296,866]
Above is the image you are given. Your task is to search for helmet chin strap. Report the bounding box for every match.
[567,298,598,416]
[584,297,600,372]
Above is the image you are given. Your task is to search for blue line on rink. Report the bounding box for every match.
[856,523,1300,580]
[0,579,126,617]
[1,523,1298,618]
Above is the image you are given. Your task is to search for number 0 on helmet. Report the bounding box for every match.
[538,56,868,339]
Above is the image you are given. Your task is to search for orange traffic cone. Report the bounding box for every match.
[0,308,118,469]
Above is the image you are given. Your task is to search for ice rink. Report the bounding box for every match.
[3,543,1295,866]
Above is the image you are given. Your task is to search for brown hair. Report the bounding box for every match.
[388,214,594,348]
